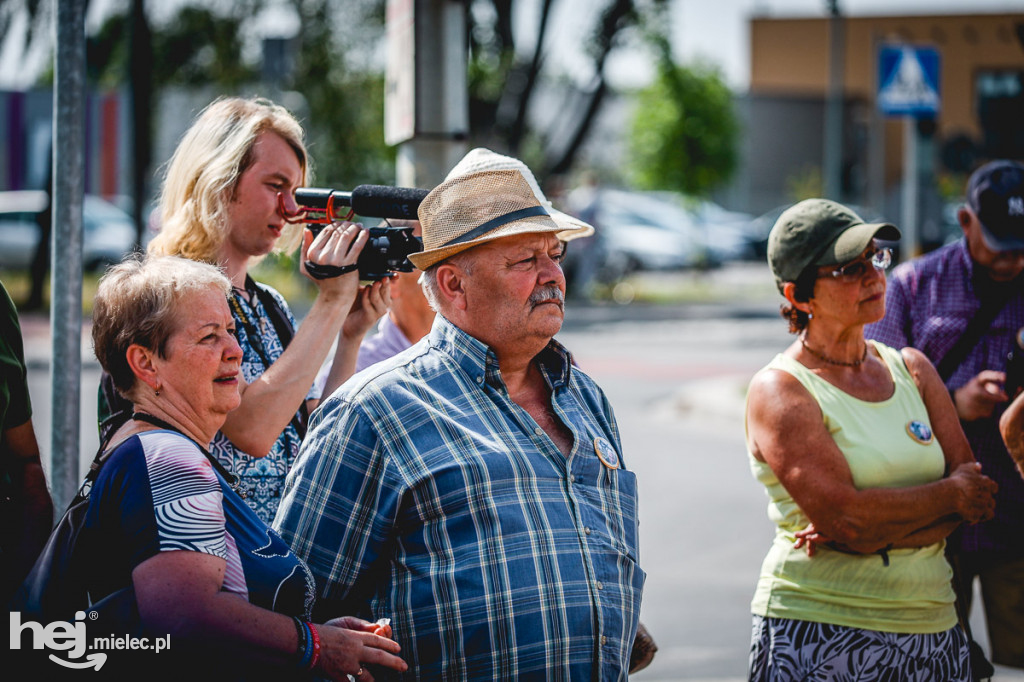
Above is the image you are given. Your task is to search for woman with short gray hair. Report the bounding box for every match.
[81,254,407,680]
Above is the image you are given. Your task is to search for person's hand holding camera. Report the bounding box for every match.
[301,221,369,305]
[342,277,391,345]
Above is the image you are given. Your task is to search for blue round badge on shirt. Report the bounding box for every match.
[593,437,620,469]
[906,420,934,445]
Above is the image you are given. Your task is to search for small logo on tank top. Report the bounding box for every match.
[906,420,934,445]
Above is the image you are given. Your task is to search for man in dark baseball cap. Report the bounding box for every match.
[866,159,1024,670]
[966,159,1024,255]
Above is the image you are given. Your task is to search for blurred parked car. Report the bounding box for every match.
[670,194,755,263]
[743,204,790,261]
[561,188,771,298]
[0,190,142,271]
[595,190,704,272]
[560,188,698,297]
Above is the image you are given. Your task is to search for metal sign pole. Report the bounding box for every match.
[901,118,920,259]
[51,0,87,507]
[823,0,845,201]
[877,45,939,262]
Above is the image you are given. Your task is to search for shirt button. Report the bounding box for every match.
[584,527,592,535]
[569,475,576,483]
[534,427,544,436]
[476,376,484,384]
[596,581,604,590]
[601,635,608,646]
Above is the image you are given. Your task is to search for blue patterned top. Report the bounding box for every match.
[274,315,645,681]
[210,282,316,524]
[86,430,315,619]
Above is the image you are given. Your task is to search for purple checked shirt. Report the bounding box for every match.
[865,239,1024,554]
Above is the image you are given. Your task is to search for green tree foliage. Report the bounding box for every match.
[468,0,667,178]
[291,0,394,188]
[84,1,392,189]
[88,5,259,89]
[628,60,738,197]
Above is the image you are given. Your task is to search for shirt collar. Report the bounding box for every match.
[428,315,574,389]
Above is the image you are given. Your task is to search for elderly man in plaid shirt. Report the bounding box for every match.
[866,160,1024,670]
[274,149,645,680]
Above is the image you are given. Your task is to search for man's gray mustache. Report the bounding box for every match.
[529,287,565,307]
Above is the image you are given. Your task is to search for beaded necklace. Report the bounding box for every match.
[799,335,868,367]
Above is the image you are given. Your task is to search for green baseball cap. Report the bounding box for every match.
[767,199,900,291]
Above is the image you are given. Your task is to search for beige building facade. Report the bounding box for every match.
[734,12,1022,228]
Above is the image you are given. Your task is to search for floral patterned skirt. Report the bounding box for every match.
[748,615,970,681]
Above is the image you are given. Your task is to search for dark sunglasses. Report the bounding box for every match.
[827,247,893,280]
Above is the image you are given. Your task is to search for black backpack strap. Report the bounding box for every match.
[98,371,135,447]
[247,275,296,347]
[935,286,1014,384]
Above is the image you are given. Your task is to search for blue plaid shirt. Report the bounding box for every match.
[866,239,1024,554]
[274,315,645,680]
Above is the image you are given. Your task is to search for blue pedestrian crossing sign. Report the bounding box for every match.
[878,46,941,117]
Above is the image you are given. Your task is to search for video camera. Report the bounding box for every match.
[289,185,430,281]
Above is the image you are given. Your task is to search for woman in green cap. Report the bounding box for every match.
[744,198,997,679]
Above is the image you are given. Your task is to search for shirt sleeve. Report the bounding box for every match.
[102,433,229,570]
[865,267,912,349]
[273,398,402,614]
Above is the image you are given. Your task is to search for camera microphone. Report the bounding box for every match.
[291,184,427,281]
[295,185,429,221]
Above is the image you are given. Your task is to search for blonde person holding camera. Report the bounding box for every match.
[110,97,391,523]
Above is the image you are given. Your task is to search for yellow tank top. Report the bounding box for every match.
[748,341,957,633]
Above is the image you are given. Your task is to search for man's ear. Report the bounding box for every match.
[957,207,973,236]
[782,281,813,316]
[125,344,160,392]
[435,263,468,311]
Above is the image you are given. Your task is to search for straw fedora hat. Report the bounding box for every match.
[443,148,595,240]
[408,150,594,270]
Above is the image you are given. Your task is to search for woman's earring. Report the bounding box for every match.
[807,312,813,320]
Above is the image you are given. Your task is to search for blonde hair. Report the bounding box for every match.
[148,96,309,265]
[93,254,232,400]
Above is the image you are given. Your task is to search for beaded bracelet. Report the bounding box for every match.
[292,617,308,666]
[298,621,314,669]
[307,623,322,671]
